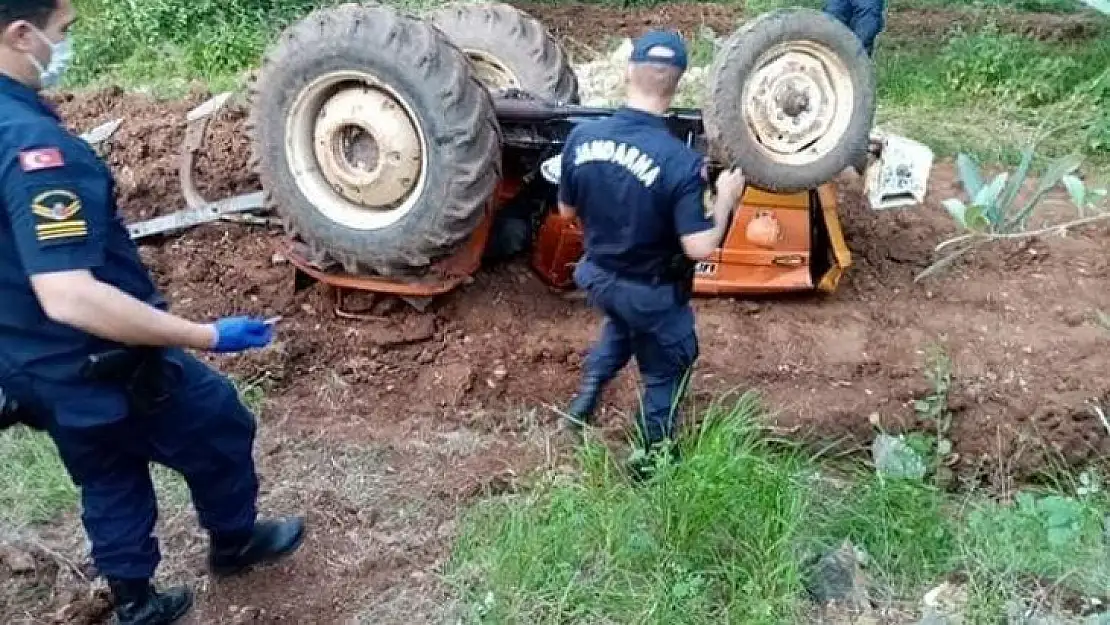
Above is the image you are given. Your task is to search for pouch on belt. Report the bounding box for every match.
[80,347,183,414]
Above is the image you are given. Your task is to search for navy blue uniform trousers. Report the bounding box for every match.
[18,348,258,580]
[825,0,885,55]
[574,258,698,445]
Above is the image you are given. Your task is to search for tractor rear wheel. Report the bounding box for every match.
[429,2,579,103]
[248,4,502,276]
[704,8,876,192]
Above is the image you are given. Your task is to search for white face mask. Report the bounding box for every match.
[26,26,72,89]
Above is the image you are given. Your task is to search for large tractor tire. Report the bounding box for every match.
[704,8,876,193]
[429,2,579,103]
[247,4,502,276]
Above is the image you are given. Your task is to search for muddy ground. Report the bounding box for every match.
[4,3,1110,624]
[515,1,1106,53]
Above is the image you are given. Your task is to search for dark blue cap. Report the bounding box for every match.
[629,29,688,72]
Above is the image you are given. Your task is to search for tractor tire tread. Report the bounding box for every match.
[248,3,501,276]
[430,2,579,103]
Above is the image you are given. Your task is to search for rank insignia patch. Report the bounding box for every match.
[31,190,87,243]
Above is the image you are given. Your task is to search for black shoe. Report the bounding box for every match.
[625,443,680,483]
[108,579,193,625]
[562,386,601,430]
[208,517,306,577]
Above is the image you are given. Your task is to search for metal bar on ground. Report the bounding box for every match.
[127,192,266,240]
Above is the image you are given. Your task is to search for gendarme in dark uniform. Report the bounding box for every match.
[1,1,304,623]
[557,30,745,477]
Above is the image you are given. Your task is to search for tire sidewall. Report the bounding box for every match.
[707,9,876,192]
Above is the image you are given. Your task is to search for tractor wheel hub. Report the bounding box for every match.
[313,87,422,209]
[745,41,854,165]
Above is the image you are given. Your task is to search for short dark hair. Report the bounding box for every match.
[0,0,56,29]
[629,62,683,99]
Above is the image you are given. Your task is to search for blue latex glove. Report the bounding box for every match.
[211,316,274,353]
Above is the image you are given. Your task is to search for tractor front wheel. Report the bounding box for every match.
[704,8,876,192]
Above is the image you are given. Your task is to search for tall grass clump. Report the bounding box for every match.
[446,392,817,624]
[813,472,957,597]
[67,0,342,89]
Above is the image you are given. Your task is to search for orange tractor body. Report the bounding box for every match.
[282,176,851,301]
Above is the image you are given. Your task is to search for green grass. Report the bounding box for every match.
[65,0,451,95]
[445,392,1110,623]
[875,22,1110,171]
[448,393,816,623]
[0,428,77,525]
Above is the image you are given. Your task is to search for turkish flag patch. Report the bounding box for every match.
[19,148,65,172]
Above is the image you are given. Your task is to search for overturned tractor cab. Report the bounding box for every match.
[113,2,933,311]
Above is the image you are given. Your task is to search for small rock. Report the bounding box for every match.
[805,540,870,609]
[232,606,264,624]
[922,582,967,623]
[917,610,956,625]
[436,519,457,540]
[341,292,376,314]
[1061,310,1086,327]
[492,364,508,380]
[0,545,36,574]
[270,252,287,265]
[739,301,762,315]
[872,434,926,480]
[935,466,957,490]
[417,349,436,365]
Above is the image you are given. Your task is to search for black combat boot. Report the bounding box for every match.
[208,517,306,577]
[562,378,604,430]
[108,578,193,625]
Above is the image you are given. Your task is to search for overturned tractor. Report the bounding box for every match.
[115,2,932,310]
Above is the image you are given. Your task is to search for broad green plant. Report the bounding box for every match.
[917,124,1109,282]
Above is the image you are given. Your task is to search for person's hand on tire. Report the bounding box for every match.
[209,316,274,353]
[716,167,747,204]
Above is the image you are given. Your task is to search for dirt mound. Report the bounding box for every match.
[50,88,257,223]
[512,2,1104,48]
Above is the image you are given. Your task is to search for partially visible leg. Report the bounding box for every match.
[632,307,699,449]
[48,416,193,625]
[143,350,303,577]
[851,0,886,55]
[824,0,854,30]
[566,315,634,425]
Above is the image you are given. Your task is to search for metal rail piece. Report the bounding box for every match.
[127,192,266,240]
